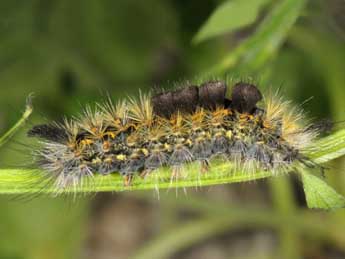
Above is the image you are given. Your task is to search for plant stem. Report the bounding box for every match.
[0,95,33,148]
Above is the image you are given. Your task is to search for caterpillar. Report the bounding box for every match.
[27,80,321,192]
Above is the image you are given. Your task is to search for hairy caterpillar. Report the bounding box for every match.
[27,80,322,192]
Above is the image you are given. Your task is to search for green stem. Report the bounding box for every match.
[0,95,33,148]
[270,177,302,259]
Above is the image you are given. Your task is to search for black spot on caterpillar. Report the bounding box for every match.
[27,80,322,191]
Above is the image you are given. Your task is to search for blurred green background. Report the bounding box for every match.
[0,0,345,258]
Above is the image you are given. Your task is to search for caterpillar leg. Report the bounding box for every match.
[139,169,152,179]
[170,166,182,182]
[123,174,134,187]
[200,160,210,174]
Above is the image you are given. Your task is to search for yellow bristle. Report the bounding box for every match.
[78,106,107,138]
[128,92,153,126]
[187,108,207,130]
[100,98,129,128]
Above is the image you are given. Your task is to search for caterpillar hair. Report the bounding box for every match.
[27,80,323,193]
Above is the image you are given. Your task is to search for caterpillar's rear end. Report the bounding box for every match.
[28,80,320,193]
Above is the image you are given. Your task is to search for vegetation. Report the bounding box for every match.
[0,0,344,258]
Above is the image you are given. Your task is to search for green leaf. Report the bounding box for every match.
[205,0,307,75]
[306,129,345,164]
[193,0,271,44]
[301,170,345,210]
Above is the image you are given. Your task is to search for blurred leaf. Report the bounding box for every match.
[77,0,177,83]
[0,0,179,108]
[132,200,345,259]
[289,26,345,121]
[0,196,87,259]
[205,0,306,75]
[193,0,271,44]
[301,170,345,210]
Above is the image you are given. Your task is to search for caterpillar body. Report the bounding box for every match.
[28,81,319,191]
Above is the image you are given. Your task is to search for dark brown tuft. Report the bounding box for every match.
[172,85,199,114]
[151,91,175,118]
[231,82,263,114]
[27,124,68,143]
[198,80,227,109]
[152,81,228,118]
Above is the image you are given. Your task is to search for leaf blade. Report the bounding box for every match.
[205,0,307,75]
[193,0,271,44]
[301,170,345,210]
[306,129,345,164]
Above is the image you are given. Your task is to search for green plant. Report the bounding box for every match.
[1,0,344,211]
[0,95,33,148]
